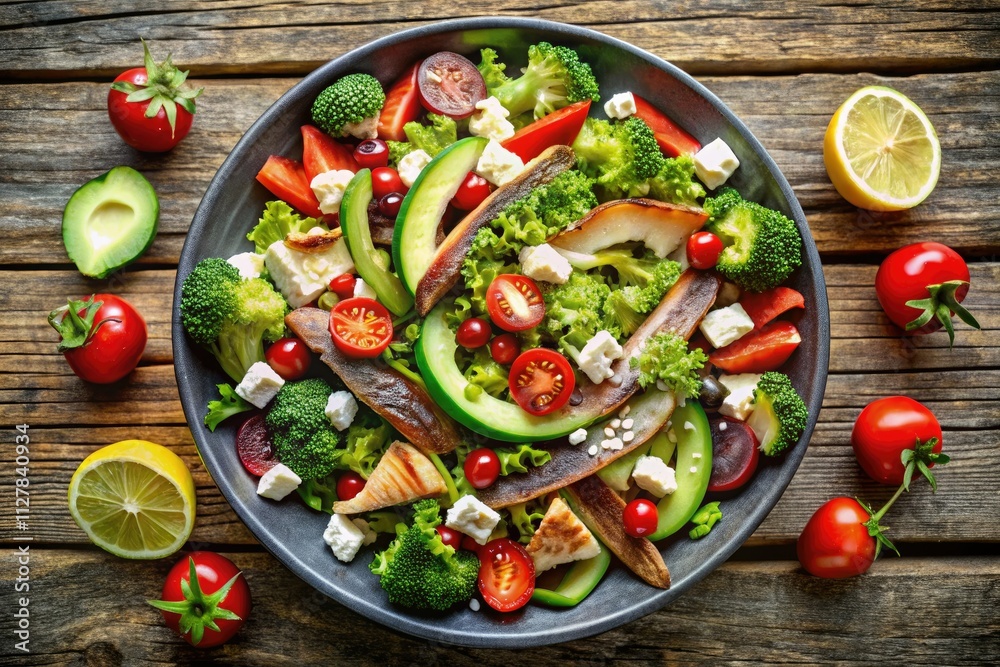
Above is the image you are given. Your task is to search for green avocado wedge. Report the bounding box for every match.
[62,166,159,279]
[648,400,713,541]
[531,540,611,608]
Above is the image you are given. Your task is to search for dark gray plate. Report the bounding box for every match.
[172,17,829,648]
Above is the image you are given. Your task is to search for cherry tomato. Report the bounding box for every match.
[464,448,501,490]
[107,42,202,152]
[489,333,520,365]
[436,525,463,550]
[502,100,592,162]
[336,472,366,501]
[738,287,805,329]
[235,414,276,477]
[456,317,492,349]
[148,552,251,647]
[797,497,876,579]
[328,273,357,300]
[256,155,323,218]
[631,94,701,157]
[461,535,483,555]
[485,274,546,332]
[875,242,979,343]
[371,167,406,199]
[708,321,802,374]
[623,498,658,538]
[328,297,394,359]
[852,396,942,486]
[265,338,311,381]
[450,172,492,211]
[686,231,724,270]
[417,51,486,119]
[301,125,358,182]
[378,192,404,219]
[49,294,147,384]
[508,348,575,416]
[378,62,423,142]
[477,538,535,612]
[353,138,389,169]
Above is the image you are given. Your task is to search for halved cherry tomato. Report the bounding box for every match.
[436,525,463,550]
[256,155,323,218]
[371,167,406,199]
[631,94,701,157]
[328,273,357,300]
[501,99,592,162]
[301,125,358,183]
[485,274,546,332]
[456,317,491,349]
[378,62,423,142]
[464,448,501,489]
[489,333,520,365]
[265,337,311,381]
[450,172,492,211]
[708,321,801,373]
[418,52,486,119]
[328,297,393,359]
[509,348,575,416]
[353,138,389,170]
[686,231,724,270]
[739,287,805,329]
[623,498,658,538]
[477,538,535,612]
[336,472,366,501]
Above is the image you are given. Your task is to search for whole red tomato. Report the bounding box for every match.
[148,552,251,648]
[108,40,203,152]
[48,294,147,383]
[875,242,980,345]
[852,396,943,486]
[797,497,879,579]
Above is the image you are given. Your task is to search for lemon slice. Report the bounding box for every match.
[68,440,196,559]
[824,86,941,211]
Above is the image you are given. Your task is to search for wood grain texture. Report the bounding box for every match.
[0,549,997,664]
[1,1,998,78]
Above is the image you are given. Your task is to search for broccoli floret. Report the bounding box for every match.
[542,271,612,365]
[704,188,803,293]
[180,258,288,382]
[572,116,667,200]
[600,256,681,339]
[203,383,253,432]
[629,332,707,398]
[481,42,600,120]
[402,113,457,157]
[311,73,386,139]
[369,499,479,611]
[749,372,808,456]
[647,154,706,206]
[266,379,342,480]
[246,200,325,254]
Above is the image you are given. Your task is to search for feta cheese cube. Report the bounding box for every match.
[353,277,379,300]
[603,91,637,119]
[325,391,358,431]
[718,373,762,421]
[256,463,301,501]
[475,140,524,186]
[568,428,588,445]
[577,330,624,384]
[694,138,740,190]
[699,303,754,348]
[264,238,354,308]
[631,455,677,497]
[518,243,573,285]
[323,514,366,562]
[235,361,285,409]
[227,252,265,280]
[398,149,432,188]
[469,96,515,142]
[445,495,502,545]
[310,169,355,215]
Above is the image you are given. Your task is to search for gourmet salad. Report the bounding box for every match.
[181,42,810,614]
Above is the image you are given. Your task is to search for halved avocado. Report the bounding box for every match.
[62,166,159,278]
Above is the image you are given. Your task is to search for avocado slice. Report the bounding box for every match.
[648,400,713,541]
[62,166,159,278]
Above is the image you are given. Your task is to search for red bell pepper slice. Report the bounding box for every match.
[709,321,802,374]
[738,287,805,329]
[631,94,701,157]
[256,155,323,219]
[301,125,358,183]
[501,100,591,162]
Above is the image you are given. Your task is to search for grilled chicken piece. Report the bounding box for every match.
[526,497,601,573]
[332,441,446,514]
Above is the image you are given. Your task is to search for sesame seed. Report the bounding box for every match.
[610,438,623,450]
[604,427,615,438]
[610,419,621,429]
[667,429,677,443]
[622,418,634,429]
[601,439,612,449]
[619,405,631,418]
[684,421,695,431]
[719,422,728,431]
[692,452,702,459]
[689,466,698,473]
[622,431,634,443]
[588,445,598,456]
[469,598,481,612]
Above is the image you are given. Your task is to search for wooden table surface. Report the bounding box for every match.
[1,2,998,664]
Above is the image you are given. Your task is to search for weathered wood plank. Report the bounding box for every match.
[1,1,998,78]
[2,71,997,266]
[1,549,996,663]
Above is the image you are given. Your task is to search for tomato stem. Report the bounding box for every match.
[147,557,243,647]
[904,280,981,346]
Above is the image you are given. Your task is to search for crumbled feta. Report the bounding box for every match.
[445,495,502,545]
[518,243,572,284]
[603,91,637,119]
[699,303,755,349]
[256,463,301,501]
[469,96,516,142]
[719,421,728,431]
[235,361,285,409]
[568,428,588,445]
[631,456,677,497]
[718,373,763,421]
[577,330,624,384]
[323,514,366,562]
[398,149,433,188]
[353,277,379,301]
[264,239,354,308]
[325,391,359,431]
[475,140,524,186]
[692,452,702,459]
[310,169,355,215]
[469,598,481,612]
[684,421,695,431]
[227,252,265,280]
[694,137,740,190]
[352,518,378,546]
[342,115,380,140]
